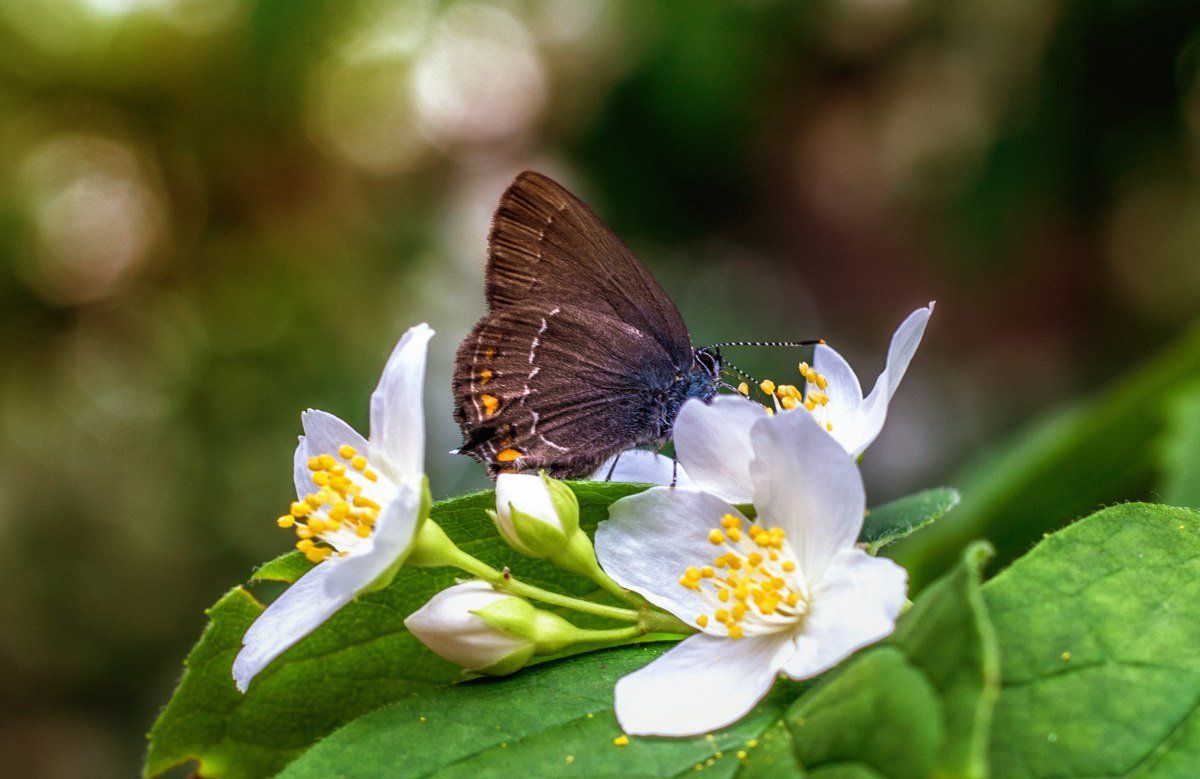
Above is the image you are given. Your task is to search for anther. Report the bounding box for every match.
[759,379,776,395]
[338,444,356,459]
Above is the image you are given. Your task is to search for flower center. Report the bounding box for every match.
[275,444,385,563]
[738,362,833,430]
[677,513,810,638]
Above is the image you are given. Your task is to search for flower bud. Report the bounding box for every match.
[403,581,537,675]
[491,472,580,558]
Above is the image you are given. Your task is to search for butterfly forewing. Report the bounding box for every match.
[485,171,694,366]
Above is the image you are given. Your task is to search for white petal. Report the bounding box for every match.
[750,409,865,583]
[596,488,747,627]
[865,303,932,407]
[674,396,767,504]
[614,632,793,736]
[369,323,434,486]
[232,559,354,692]
[293,437,312,500]
[403,581,531,671]
[587,450,696,489]
[843,371,890,458]
[301,409,368,461]
[812,343,864,414]
[324,480,422,594]
[781,548,907,680]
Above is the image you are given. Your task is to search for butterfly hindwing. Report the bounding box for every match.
[453,302,681,477]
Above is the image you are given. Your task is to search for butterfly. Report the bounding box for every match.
[452,170,723,478]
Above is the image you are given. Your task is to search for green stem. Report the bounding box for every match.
[416,527,643,623]
[496,577,642,623]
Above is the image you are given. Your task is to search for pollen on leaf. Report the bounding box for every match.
[613,735,630,747]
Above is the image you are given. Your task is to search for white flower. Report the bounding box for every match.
[739,303,934,459]
[590,305,932,496]
[595,405,907,736]
[233,323,435,692]
[492,472,579,557]
[404,581,538,675]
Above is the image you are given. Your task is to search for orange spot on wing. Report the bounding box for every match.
[480,368,493,384]
[481,394,499,416]
[496,448,522,463]
[483,347,496,360]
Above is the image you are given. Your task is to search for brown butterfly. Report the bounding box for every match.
[452,171,723,478]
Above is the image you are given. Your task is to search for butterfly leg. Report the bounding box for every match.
[671,455,679,488]
[604,452,622,482]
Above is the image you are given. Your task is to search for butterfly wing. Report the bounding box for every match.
[485,171,695,367]
[453,302,681,477]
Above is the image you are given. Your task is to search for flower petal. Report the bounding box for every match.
[781,548,907,680]
[614,632,793,736]
[750,409,865,583]
[866,303,933,406]
[596,487,747,627]
[812,343,864,413]
[587,450,696,490]
[293,437,312,500]
[324,480,422,594]
[674,396,767,504]
[300,409,368,462]
[369,323,434,486]
[232,559,354,692]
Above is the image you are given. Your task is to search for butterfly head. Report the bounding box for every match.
[686,346,723,403]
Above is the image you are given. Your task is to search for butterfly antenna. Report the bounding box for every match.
[720,358,761,388]
[704,339,825,349]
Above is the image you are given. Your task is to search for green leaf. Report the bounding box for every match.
[1158,381,1200,509]
[144,481,645,779]
[787,542,997,778]
[279,644,802,778]
[279,542,995,778]
[984,502,1200,777]
[860,487,960,553]
[896,322,1200,588]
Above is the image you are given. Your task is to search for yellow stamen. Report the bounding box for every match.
[696,614,709,628]
[708,529,725,544]
[759,379,776,395]
[338,444,356,459]
[737,381,749,396]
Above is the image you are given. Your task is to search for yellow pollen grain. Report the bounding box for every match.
[318,454,336,469]
[737,381,749,396]
[826,422,834,431]
[701,566,715,578]
[759,379,776,395]
[351,455,368,471]
[290,501,309,518]
[312,471,330,487]
[727,624,744,639]
[338,444,356,459]
[721,514,742,529]
[277,515,295,528]
[727,528,742,542]
[781,396,797,410]
[715,609,729,623]
[356,525,372,538]
[708,529,725,544]
[364,470,379,482]
[566,755,574,765]
[295,525,313,540]
[782,560,796,572]
[613,735,630,747]
[307,456,321,471]
[696,614,709,628]
[296,539,314,552]
[765,407,774,416]
[804,399,816,411]
[1061,651,1071,662]
[747,738,759,748]
[737,750,748,760]
[816,374,828,390]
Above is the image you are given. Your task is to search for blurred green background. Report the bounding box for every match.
[2,0,1200,775]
